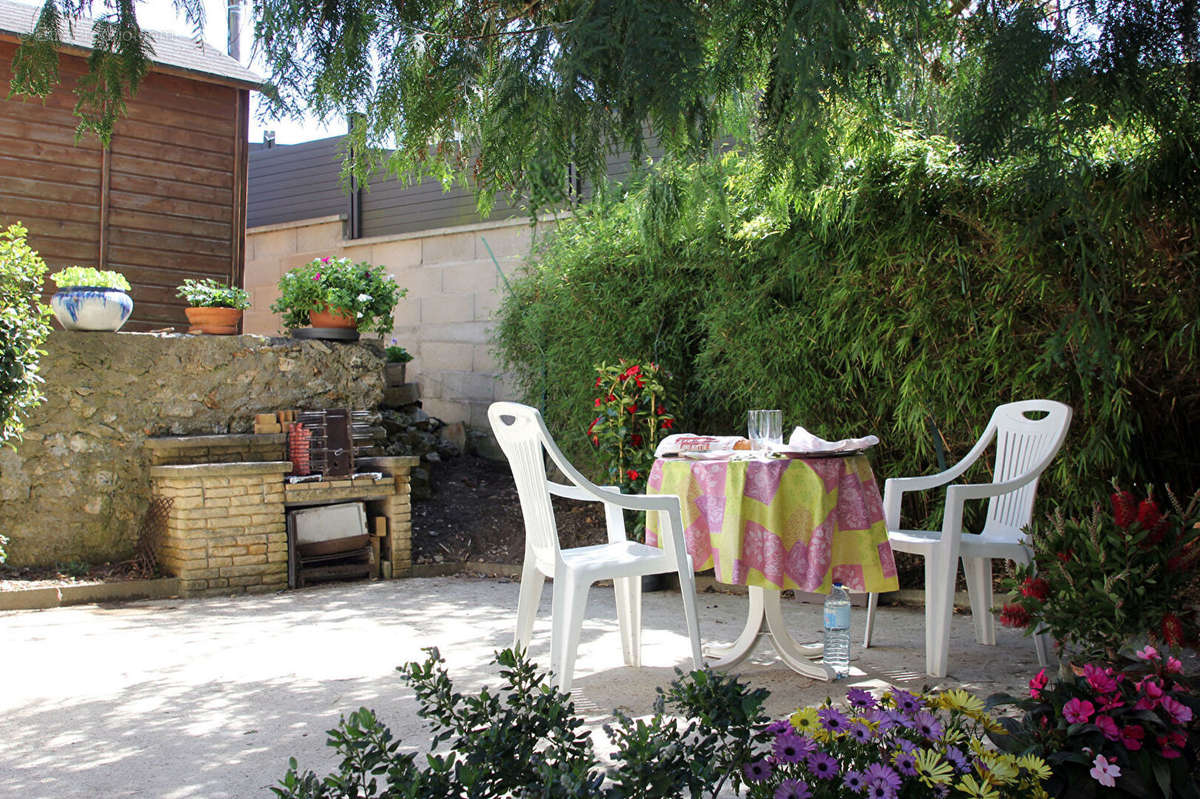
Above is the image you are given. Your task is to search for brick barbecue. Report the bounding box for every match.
[146,433,417,597]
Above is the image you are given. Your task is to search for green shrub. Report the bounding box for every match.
[49,266,130,291]
[271,256,405,335]
[495,143,1200,523]
[0,223,53,454]
[175,278,250,309]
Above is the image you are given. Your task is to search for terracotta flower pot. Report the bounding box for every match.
[185,306,243,335]
[309,305,357,329]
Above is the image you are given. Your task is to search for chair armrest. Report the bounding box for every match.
[546,481,683,544]
[882,424,997,528]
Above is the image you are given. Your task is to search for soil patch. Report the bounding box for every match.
[0,561,148,592]
[412,454,606,565]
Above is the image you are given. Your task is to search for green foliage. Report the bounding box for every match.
[270,256,406,336]
[588,361,675,495]
[175,278,250,309]
[273,646,770,798]
[0,223,53,452]
[385,342,412,363]
[49,266,130,291]
[1000,487,1200,661]
[495,144,1200,523]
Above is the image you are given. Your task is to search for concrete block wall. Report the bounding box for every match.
[150,462,292,597]
[243,214,549,428]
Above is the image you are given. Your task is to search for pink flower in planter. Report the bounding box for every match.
[1083,664,1119,694]
[1135,644,1160,661]
[1089,754,1121,787]
[1121,724,1145,750]
[1166,655,1184,674]
[1063,697,1095,724]
[1157,735,1182,759]
[1029,669,1048,698]
[321,257,331,263]
[1135,677,1164,710]
[1094,715,1120,741]
[1160,695,1193,725]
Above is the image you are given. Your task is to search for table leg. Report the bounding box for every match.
[760,588,835,681]
[704,586,767,669]
[706,588,835,681]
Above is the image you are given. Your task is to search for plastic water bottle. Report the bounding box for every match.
[822,582,851,679]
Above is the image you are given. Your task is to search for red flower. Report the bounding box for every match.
[594,397,602,407]
[606,394,616,402]
[587,418,598,435]
[1161,613,1184,648]
[630,434,643,447]
[1020,577,1050,601]
[1120,724,1144,751]
[626,405,637,414]
[1056,548,1073,563]
[1136,497,1164,531]
[594,376,602,387]
[662,418,674,429]
[999,604,1031,629]
[635,376,645,388]
[626,469,639,481]
[591,435,599,446]
[1111,489,1137,528]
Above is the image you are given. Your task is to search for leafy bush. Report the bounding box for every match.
[385,340,412,363]
[175,278,250,309]
[494,143,1200,522]
[49,266,130,291]
[273,647,771,799]
[0,223,53,456]
[588,360,675,495]
[988,649,1199,799]
[271,256,406,335]
[1000,486,1200,661]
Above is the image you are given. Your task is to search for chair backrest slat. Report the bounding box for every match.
[983,400,1072,543]
[488,403,561,568]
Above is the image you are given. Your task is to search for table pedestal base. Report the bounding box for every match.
[706,587,837,681]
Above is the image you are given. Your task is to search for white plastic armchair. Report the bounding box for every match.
[488,402,704,692]
[862,400,1072,678]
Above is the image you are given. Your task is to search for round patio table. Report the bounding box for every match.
[646,453,899,680]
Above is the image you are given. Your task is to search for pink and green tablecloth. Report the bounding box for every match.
[646,455,899,593]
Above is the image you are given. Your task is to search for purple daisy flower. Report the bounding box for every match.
[743,758,773,783]
[863,779,898,799]
[892,690,923,714]
[773,730,809,764]
[913,711,944,741]
[806,751,840,780]
[843,770,866,792]
[774,778,812,799]
[893,750,918,776]
[818,706,849,733]
[944,745,969,772]
[848,721,873,743]
[887,709,914,730]
[866,708,897,732]
[862,763,902,793]
[765,719,792,735]
[847,687,877,709]
[895,737,917,754]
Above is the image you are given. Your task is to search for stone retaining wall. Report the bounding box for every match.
[0,331,384,567]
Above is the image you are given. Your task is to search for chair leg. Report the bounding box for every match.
[514,558,545,653]
[962,556,996,646]
[926,550,955,679]
[613,576,640,667]
[554,572,591,694]
[863,592,878,648]
[676,568,704,670]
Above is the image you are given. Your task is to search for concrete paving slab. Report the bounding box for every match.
[0,576,1043,798]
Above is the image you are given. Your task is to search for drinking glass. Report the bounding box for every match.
[748,410,783,449]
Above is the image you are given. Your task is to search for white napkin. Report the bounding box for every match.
[782,425,879,454]
[654,434,751,459]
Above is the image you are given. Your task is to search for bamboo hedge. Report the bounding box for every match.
[495,137,1200,523]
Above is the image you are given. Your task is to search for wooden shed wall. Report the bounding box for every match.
[0,40,248,331]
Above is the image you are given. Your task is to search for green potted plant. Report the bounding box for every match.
[176,278,251,335]
[270,256,405,336]
[384,338,413,384]
[49,266,133,331]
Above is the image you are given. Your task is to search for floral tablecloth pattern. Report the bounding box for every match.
[646,456,899,593]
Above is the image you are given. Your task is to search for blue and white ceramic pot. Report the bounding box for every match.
[50,287,134,331]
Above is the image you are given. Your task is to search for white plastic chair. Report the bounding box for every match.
[862,400,1071,678]
[488,402,704,692]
